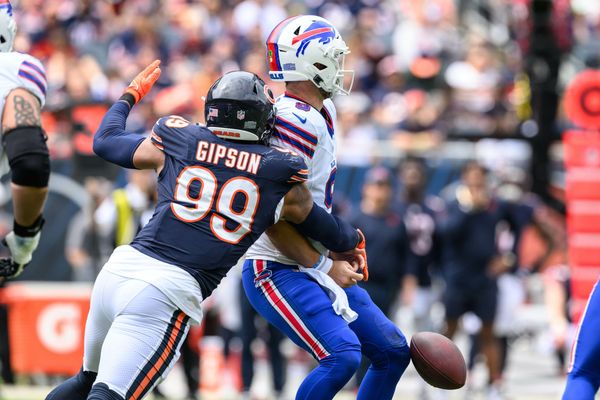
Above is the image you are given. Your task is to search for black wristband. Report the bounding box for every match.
[14,215,45,237]
[119,93,136,108]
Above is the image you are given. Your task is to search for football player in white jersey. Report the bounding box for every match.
[0,0,50,281]
[243,15,410,400]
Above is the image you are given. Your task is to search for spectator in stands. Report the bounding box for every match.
[438,161,516,399]
[336,92,377,166]
[392,90,445,152]
[443,40,505,137]
[349,166,408,385]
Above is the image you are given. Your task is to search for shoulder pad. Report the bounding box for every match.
[265,146,309,184]
[151,115,196,157]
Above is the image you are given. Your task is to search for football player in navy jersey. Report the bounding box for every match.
[45,61,365,400]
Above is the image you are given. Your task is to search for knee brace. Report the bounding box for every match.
[2,126,50,187]
[45,368,97,400]
[87,383,124,400]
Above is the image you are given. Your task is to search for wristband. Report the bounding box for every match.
[14,215,44,237]
[119,93,136,108]
[312,254,333,275]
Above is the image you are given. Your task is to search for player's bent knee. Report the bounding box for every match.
[370,319,410,372]
[563,372,600,400]
[45,368,97,400]
[386,342,411,373]
[340,348,362,371]
[367,340,410,375]
[87,383,124,400]
[322,349,362,382]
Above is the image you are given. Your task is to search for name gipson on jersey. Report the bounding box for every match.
[196,140,262,175]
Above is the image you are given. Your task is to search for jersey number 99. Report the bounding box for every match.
[171,166,260,244]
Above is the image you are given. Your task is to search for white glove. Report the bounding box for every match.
[5,230,41,265]
[0,217,44,279]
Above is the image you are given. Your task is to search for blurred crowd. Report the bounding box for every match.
[1,0,600,399]
[9,0,600,164]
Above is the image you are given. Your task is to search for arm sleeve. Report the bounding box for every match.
[93,100,145,168]
[290,203,359,253]
[17,55,47,107]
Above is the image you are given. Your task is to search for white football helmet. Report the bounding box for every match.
[266,15,354,96]
[0,0,16,52]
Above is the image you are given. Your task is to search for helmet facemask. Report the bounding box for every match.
[0,9,16,53]
[313,46,354,96]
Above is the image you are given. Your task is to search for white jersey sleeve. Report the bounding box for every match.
[0,52,47,123]
[270,95,337,208]
[246,95,339,264]
[0,52,47,177]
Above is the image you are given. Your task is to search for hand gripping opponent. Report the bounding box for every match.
[0,216,44,280]
[331,228,369,281]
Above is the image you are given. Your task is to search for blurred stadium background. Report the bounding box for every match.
[1,0,600,399]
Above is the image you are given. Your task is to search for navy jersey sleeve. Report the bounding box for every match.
[264,147,309,185]
[151,116,195,159]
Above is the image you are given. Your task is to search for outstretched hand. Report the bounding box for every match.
[124,60,162,104]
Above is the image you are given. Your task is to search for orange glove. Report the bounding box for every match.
[357,228,368,281]
[124,60,161,105]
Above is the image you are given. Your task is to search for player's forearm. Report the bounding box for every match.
[11,184,47,226]
[290,203,359,253]
[266,220,321,268]
[93,100,145,169]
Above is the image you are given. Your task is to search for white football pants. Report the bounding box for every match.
[83,268,191,399]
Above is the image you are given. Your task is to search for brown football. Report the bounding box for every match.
[410,332,467,390]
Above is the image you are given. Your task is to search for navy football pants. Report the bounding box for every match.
[563,278,600,400]
[242,259,410,400]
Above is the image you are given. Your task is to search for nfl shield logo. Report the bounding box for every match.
[237,110,246,120]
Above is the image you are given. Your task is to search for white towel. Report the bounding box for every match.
[299,266,358,323]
